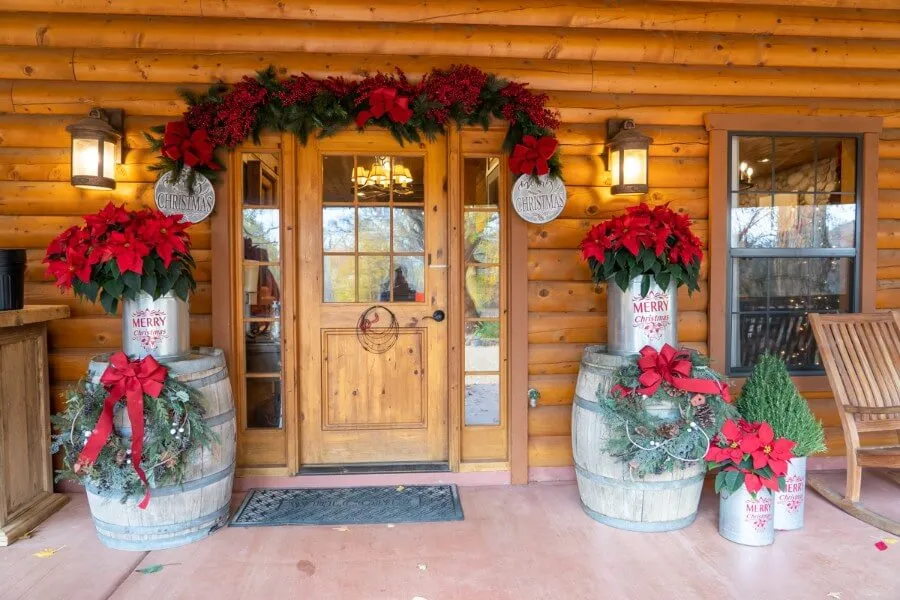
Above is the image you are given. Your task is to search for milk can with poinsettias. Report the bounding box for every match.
[707,419,797,546]
[580,203,704,356]
[43,202,197,360]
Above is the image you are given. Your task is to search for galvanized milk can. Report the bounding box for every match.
[607,278,677,356]
[122,291,190,360]
[774,456,807,530]
[719,486,775,546]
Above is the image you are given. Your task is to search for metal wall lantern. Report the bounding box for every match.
[606,118,653,195]
[66,108,123,190]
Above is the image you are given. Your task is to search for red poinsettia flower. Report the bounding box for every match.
[509,135,558,177]
[137,212,191,268]
[84,202,130,239]
[45,246,94,289]
[741,422,796,476]
[580,222,613,263]
[45,225,85,258]
[162,121,220,170]
[103,230,150,275]
[705,419,745,463]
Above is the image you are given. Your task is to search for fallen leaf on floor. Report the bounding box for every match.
[875,540,889,551]
[135,564,165,575]
[884,538,898,545]
[417,563,427,571]
[826,593,841,599]
[19,527,38,540]
[33,546,64,558]
[332,526,349,532]
[296,560,316,576]
[396,485,405,492]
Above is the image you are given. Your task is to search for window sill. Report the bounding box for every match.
[727,374,831,395]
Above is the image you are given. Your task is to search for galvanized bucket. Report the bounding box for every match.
[719,486,775,546]
[122,291,190,360]
[607,277,677,356]
[774,456,807,530]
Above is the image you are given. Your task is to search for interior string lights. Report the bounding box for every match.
[351,156,414,196]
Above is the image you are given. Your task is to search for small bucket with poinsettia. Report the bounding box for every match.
[706,418,797,546]
[43,202,196,360]
[580,203,703,356]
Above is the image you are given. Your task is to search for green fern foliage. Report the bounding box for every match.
[737,353,826,457]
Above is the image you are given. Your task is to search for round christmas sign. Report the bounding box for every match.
[511,174,566,224]
[153,168,215,224]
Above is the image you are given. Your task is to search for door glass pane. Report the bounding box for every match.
[246,377,283,429]
[464,157,501,206]
[465,321,500,372]
[356,155,391,202]
[243,265,281,318]
[465,212,500,263]
[324,255,356,302]
[465,374,500,426]
[246,321,281,374]
[243,153,280,207]
[393,156,424,203]
[393,256,424,302]
[358,255,391,302]
[358,207,390,252]
[394,208,425,252]
[465,266,500,317]
[243,208,280,260]
[323,207,355,252]
[323,155,354,203]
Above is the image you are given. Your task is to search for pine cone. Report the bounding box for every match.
[115,450,127,466]
[634,425,650,437]
[695,403,715,430]
[657,422,681,439]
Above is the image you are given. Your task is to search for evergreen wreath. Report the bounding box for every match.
[51,370,217,503]
[598,346,739,477]
[145,64,562,191]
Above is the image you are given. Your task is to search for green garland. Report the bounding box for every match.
[51,377,217,502]
[597,351,739,477]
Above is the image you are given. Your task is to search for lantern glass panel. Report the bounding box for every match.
[623,147,647,185]
[72,137,101,178]
[609,149,621,187]
[103,140,116,179]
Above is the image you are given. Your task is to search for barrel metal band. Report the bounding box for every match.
[110,408,235,438]
[86,462,235,497]
[184,367,230,389]
[92,503,230,536]
[580,503,697,533]
[573,395,604,414]
[574,464,704,490]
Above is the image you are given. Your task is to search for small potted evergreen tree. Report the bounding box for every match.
[737,354,826,530]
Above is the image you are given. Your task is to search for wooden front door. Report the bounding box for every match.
[298,132,449,466]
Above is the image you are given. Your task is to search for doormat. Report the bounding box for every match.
[229,485,464,527]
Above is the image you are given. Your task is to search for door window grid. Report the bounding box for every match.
[322,155,426,303]
[240,152,284,429]
[463,157,503,427]
[727,134,860,374]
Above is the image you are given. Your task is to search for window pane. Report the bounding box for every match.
[394,208,425,252]
[731,195,856,250]
[243,265,281,318]
[243,153,280,207]
[246,321,281,374]
[358,207,390,252]
[735,136,773,192]
[816,138,856,193]
[465,374,500,426]
[246,377,282,429]
[393,156,424,203]
[466,266,500,317]
[393,256,424,302]
[465,212,500,263]
[323,155,354,203]
[733,314,819,371]
[733,257,769,312]
[465,321,500,372]
[464,157,501,207]
[243,208,280,260]
[356,155,390,202]
[358,255,391,302]
[773,137,816,193]
[324,255,356,302]
[322,207,355,252]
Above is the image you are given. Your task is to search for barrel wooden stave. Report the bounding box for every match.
[572,344,704,532]
[85,347,235,551]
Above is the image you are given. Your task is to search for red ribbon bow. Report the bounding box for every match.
[162,121,220,170]
[355,87,414,128]
[76,352,168,509]
[509,135,558,176]
[615,344,731,403]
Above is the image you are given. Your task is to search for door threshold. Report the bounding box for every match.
[297,462,451,475]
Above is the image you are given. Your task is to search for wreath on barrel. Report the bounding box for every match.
[51,353,217,507]
[597,344,738,477]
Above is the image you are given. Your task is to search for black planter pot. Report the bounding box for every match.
[0,249,26,311]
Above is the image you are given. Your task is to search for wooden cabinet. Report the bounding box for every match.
[0,305,70,546]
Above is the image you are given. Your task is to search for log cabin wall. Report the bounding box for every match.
[1,0,900,473]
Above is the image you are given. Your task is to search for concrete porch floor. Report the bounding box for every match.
[1,475,898,600]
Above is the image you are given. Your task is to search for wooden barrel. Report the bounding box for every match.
[572,345,704,532]
[84,347,235,551]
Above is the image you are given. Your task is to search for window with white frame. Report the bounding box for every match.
[727,134,860,373]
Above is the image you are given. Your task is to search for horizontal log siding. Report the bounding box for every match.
[0,1,898,470]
